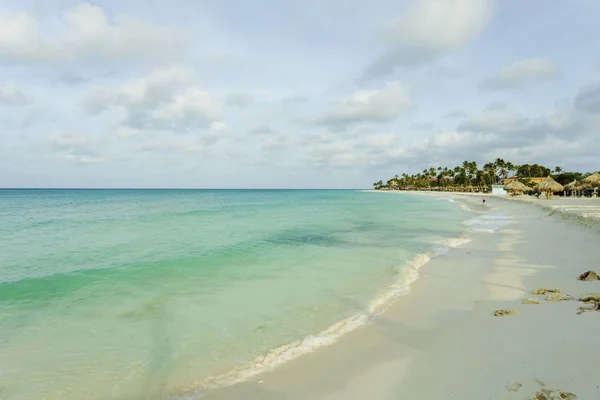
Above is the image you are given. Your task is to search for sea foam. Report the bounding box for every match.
[184,233,473,398]
[463,212,513,233]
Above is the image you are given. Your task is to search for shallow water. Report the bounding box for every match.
[0,189,475,399]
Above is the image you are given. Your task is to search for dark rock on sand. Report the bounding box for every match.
[545,293,574,302]
[494,309,518,317]
[576,301,600,315]
[532,288,560,295]
[532,388,577,399]
[506,382,522,391]
[578,270,599,281]
[578,293,600,303]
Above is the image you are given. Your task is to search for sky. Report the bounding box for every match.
[1,0,599,188]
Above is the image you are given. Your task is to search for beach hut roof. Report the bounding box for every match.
[535,176,564,192]
[564,180,578,190]
[504,180,528,191]
[580,172,600,188]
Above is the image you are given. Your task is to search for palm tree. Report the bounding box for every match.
[494,158,508,178]
[464,161,478,186]
[506,162,517,178]
[373,158,568,194]
[483,162,496,186]
[428,167,437,186]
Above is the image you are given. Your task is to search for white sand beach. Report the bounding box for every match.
[503,195,600,225]
[201,193,600,400]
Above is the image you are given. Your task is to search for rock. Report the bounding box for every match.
[531,390,577,400]
[576,306,588,315]
[578,293,600,303]
[577,302,600,315]
[523,298,542,304]
[578,270,599,281]
[532,288,560,295]
[494,309,518,317]
[552,392,577,400]
[545,293,574,302]
[507,382,522,391]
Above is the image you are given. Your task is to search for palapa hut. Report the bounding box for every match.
[535,176,564,200]
[577,172,600,197]
[564,180,579,197]
[504,180,529,196]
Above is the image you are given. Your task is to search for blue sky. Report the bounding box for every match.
[1,0,599,188]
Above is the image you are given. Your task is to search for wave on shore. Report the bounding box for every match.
[182,207,502,399]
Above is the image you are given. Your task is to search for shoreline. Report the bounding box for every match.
[180,193,481,398]
[200,192,600,400]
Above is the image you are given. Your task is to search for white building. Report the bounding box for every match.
[491,185,507,195]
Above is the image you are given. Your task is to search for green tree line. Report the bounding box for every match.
[374,158,590,191]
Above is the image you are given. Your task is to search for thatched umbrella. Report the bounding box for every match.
[535,176,564,200]
[578,172,600,197]
[579,172,600,188]
[563,180,579,197]
[564,180,578,190]
[504,180,528,196]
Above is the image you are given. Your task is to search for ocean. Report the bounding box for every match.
[0,189,483,399]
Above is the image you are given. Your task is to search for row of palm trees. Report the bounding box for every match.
[373,159,563,191]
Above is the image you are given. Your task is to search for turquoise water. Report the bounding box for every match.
[0,190,472,399]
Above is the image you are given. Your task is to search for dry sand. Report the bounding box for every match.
[200,194,600,400]
[502,195,600,228]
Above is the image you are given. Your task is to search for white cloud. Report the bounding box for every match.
[427,130,496,150]
[113,125,143,139]
[303,93,598,171]
[0,10,44,62]
[83,65,221,133]
[359,132,401,151]
[0,3,188,64]
[442,110,467,119]
[410,122,435,130]
[138,133,218,155]
[480,59,559,91]
[226,92,255,108]
[301,129,405,168]
[459,107,527,133]
[59,153,106,164]
[47,133,106,164]
[380,99,598,171]
[314,81,412,127]
[203,121,228,144]
[0,81,31,105]
[261,135,288,150]
[248,124,276,136]
[150,88,221,128]
[363,0,493,79]
[83,65,198,114]
[48,133,97,150]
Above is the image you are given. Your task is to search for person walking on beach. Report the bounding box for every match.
[482,196,486,208]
